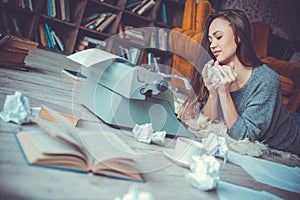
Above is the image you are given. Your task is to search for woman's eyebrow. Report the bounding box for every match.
[208,31,221,38]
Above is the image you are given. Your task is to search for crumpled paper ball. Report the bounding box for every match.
[186,155,220,191]
[0,91,40,125]
[115,185,154,200]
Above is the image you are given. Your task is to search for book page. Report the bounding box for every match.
[67,48,121,68]
[30,106,91,164]
[17,131,87,169]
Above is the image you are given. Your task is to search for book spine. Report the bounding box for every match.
[96,14,116,32]
[51,30,64,51]
[59,0,66,20]
[132,0,149,13]
[64,0,70,22]
[38,23,47,47]
[28,0,33,11]
[83,36,106,47]
[125,0,142,9]
[48,0,53,17]
[82,13,101,25]
[137,0,155,15]
[44,23,54,48]
[161,2,167,24]
[89,13,110,30]
[52,0,56,17]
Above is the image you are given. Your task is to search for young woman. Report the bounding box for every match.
[182,9,300,156]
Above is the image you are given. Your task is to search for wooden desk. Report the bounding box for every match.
[0,49,299,200]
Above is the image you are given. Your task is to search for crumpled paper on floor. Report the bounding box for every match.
[202,133,228,162]
[0,91,40,125]
[132,123,166,145]
[115,185,154,200]
[186,155,220,191]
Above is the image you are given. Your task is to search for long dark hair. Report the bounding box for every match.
[201,9,262,67]
[180,9,262,119]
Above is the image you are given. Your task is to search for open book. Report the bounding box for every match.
[15,106,143,182]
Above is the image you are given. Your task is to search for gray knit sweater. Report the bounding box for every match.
[227,64,300,156]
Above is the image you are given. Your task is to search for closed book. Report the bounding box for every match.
[96,14,116,32]
[89,13,111,30]
[2,46,29,54]
[82,13,102,25]
[16,106,144,182]
[126,0,142,9]
[3,35,38,51]
[64,0,70,22]
[9,14,23,37]
[51,30,64,51]
[137,0,155,15]
[59,0,66,20]
[161,2,167,24]
[39,23,47,47]
[0,50,27,63]
[44,23,54,48]
[131,0,149,13]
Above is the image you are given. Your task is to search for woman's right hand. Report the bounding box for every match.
[202,60,219,96]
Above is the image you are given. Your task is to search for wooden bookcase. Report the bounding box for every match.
[0,0,185,69]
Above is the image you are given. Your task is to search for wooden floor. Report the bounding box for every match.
[0,49,299,199]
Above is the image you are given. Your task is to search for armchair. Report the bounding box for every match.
[251,21,300,112]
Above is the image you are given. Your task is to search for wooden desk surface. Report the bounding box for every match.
[0,49,299,200]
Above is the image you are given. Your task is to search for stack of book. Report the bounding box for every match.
[38,23,65,52]
[0,34,38,69]
[82,12,117,32]
[75,36,107,52]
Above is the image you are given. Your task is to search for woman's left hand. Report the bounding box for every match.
[214,62,237,94]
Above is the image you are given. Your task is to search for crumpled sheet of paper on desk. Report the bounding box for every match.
[0,91,40,125]
[185,155,220,191]
[132,123,166,145]
[115,185,154,200]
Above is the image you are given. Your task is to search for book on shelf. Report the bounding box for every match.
[51,30,65,51]
[8,14,23,37]
[136,0,155,15]
[96,13,117,32]
[64,0,70,22]
[161,2,167,24]
[43,23,55,49]
[59,0,66,20]
[89,13,111,30]
[15,106,144,182]
[48,0,69,21]
[75,36,107,52]
[81,13,102,26]
[131,0,149,13]
[38,23,47,47]
[125,0,142,9]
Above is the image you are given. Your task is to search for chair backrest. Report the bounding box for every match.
[250,21,271,59]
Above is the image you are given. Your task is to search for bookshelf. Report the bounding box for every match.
[0,0,185,63]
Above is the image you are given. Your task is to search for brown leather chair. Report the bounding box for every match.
[251,21,300,112]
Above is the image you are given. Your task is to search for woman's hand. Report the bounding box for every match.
[202,60,219,96]
[214,62,237,95]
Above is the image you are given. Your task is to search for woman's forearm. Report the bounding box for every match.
[218,93,238,129]
[203,94,220,120]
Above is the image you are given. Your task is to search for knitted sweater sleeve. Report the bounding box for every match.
[227,69,281,141]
